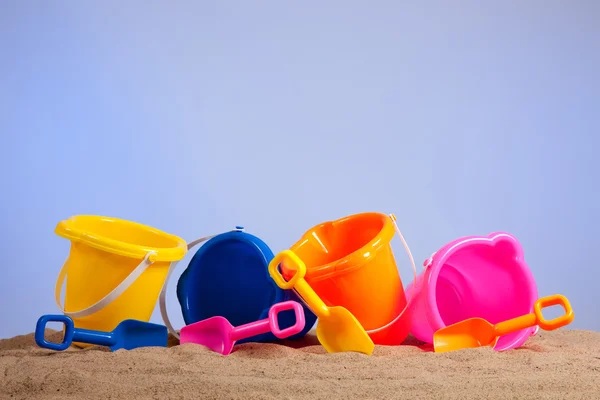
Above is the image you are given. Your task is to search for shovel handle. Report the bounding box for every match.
[494,294,574,337]
[534,294,574,331]
[268,250,330,318]
[268,301,306,339]
[35,314,75,351]
[268,250,306,290]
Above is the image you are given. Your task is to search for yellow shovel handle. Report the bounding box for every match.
[268,250,305,289]
[268,250,330,318]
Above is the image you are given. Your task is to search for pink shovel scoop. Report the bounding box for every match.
[179,300,306,355]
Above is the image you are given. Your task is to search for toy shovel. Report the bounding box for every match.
[179,300,305,355]
[433,294,574,353]
[35,314,168,351]
[268,250,375,355]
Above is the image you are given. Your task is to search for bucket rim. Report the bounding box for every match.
[287,212,396,281]
[55,215,187,262]
[425,232,538,351]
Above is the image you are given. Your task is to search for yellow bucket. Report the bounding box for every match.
[53,215,187,347]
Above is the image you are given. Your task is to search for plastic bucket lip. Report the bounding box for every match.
[289,212,396,282]
[55,215,187,262]
[425,232,538,351]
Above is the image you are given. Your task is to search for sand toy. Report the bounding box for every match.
[269,250,375,355]
[54,215,187,347]
[433,294,574,353]
[180,300,305,355]
[35,314,168,351]
[160,227,316,343]
[406,232,539,351]
[278,212,417,345]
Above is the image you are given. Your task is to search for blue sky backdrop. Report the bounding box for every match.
[1,1,598,339]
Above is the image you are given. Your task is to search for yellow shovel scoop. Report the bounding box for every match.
[268,250,375,355]
[433,294,574,353]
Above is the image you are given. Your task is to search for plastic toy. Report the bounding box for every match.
[53,215,187,347]
[269,249,375,355]
[35,314,168,351]
[159,226,317,343]
[405,232,539,351]
[180,300,305,355]
[433,294,574,353]
[44,213,572,356]
[278,212,416,346]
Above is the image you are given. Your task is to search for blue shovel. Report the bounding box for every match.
[35,314,168,351]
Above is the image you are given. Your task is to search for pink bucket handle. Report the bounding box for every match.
[268,300,306,339]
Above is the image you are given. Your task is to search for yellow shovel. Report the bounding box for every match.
[268,250,375,355]
[433,294,574,353]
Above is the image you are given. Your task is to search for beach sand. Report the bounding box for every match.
[1,329,599,399]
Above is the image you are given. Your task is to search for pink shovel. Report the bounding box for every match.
[179,300,306,355]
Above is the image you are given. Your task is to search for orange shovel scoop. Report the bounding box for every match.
[433,294,574,353]
[268,250,374,355]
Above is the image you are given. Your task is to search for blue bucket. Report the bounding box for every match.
[176,226,316,343]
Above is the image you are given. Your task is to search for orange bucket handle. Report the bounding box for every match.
[366,213,418,334]
[55,251,157,319]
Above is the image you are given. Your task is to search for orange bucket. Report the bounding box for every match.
[280,212,415,345]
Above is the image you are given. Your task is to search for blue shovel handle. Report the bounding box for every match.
[35,315,75,351]
[35,314,116,351]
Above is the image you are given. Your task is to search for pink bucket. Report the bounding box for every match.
[405,232,539,351]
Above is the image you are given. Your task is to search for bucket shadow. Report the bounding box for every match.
[278,332,436,352]
[167,333,181,348]
[402,336,434,352]
[393,334,434,352]
[274,333,435,352]
[277,333,321,349]
[167,331,321,350]
[510,343,545,353]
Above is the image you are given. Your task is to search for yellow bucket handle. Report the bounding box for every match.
[158,230,238,340]
[54,251,157,319]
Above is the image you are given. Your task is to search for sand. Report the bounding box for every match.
[1,329,599,400]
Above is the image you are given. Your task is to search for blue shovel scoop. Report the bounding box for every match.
[35,314,168,351]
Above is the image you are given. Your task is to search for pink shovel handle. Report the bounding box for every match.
[230,300,306,342]
[268,300,306,339]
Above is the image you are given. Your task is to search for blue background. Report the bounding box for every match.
[1,1,598,339]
